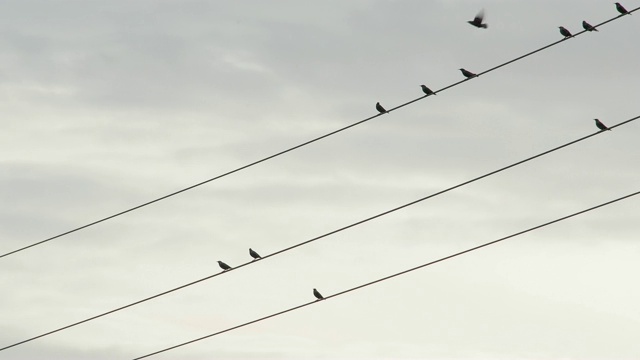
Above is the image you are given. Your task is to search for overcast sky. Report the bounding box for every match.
[1,1,639,359]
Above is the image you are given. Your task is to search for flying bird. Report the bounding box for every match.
[558,26,573,38]
[217,260,232,271]
[467,9,488,29]
[313,288,324,300]
[594,119,611,131]
[376,102,388,114]
[582,21,598,32]
[421,85,436,96]
[459,68,477,78]
[249,248,261,260]
[615,2,630,15]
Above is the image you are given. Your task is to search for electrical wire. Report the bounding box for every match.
[2,6,636,260]
[131,189,640,359]
[2,114,637,353]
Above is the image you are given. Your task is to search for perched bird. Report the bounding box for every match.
[459,68,477,78]
[467,9,488,29]
[582,21,598,32]
[594,119,611,131]
[249,248,261,260]
[217,260,232,271]
[421,85,436,96]
[615,2,630,15]
[376,102,388,114]
[313,288,324,300]
[558,26,573,38]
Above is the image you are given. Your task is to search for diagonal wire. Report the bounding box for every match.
[2,6,637,260]
[2,114,637,352]
[131,189,640,359]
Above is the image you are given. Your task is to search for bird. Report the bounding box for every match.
[467,9,488,29]
[249,248,261,260]
[558,26,573,38]
[217,260,232,271]
[615,2,630,15]
[376,102,387,114]
[313,288,324,300]
[582,21,598,32]
[594,119,611,131]
[459,68,477,78]
[421,85,436,96]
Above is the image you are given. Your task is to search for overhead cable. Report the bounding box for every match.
[2,114,637,352]
[2,6,636,259]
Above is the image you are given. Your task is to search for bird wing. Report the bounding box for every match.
[474,9,485,23]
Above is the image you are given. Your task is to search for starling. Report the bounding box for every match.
[459,68,477,78]
[558,26,573,38]
[615,2,630,15]
[376,102,388,114]
[313,288,324,300]
[594,119,611,131]
[467,9,488,29]
[582,21,598,32]
[421,85,436,96]
[249,248,261,260]
[217,260,232,271]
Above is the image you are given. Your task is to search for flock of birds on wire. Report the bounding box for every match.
[384,3,629,132]
[216,2,630,301]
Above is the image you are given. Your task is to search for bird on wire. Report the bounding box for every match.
[376,102,388,114]
[217,261,232,271]
[467,9,488,29]
[594,119,611,131]
[582,21,598,32]
[558,26,573,38]
[249,248,261,260]
[459,68,477,78]
[313,288,324,300]
[615,2,630,15]
[421,85,436,96]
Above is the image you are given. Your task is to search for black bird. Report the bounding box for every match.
[615,2,630,15]
[217,260,232,271]
[459,68,477,78]
[594,119,611,131]
[313,288,324,300]
[467,9,488,29]
[376,102,387,114]
[558,26,573,38]
[421,85,436,96]
[582,21,598,32]
[249,248,261,260]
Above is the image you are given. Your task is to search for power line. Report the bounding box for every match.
[131,189,640,359]
[2,7,636,260]
[2,114,637,353]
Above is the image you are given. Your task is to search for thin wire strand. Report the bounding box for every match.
[2,7,636,260]
[131,189,640,359]
[2,114,637,352]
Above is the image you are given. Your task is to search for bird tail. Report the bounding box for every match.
[481,24,488,29]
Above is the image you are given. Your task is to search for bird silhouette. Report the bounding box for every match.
[421,85,436,96]
[467,9,488,29]
[459,68,477,78]
[217,260,232,271]
[558,26,573,38]
[615,2,630,15]
[313,288,324,300]
[376,102,388,114]
[582,21,598,32]
[249,248,261,260]
[594,119,611,131]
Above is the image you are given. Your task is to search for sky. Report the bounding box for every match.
[1,0,639,359]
